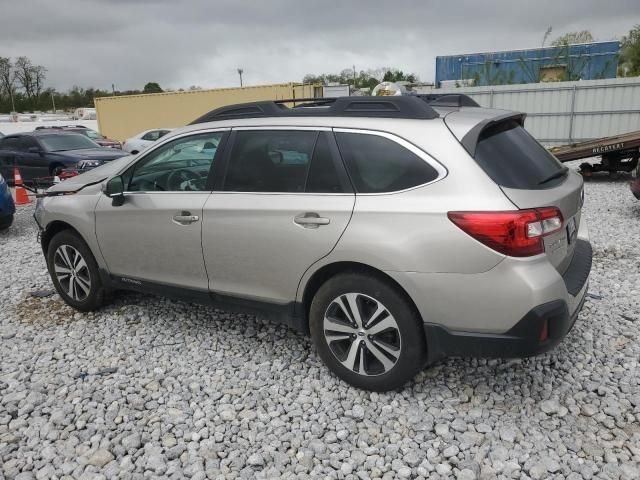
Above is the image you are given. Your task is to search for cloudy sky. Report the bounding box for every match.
[1,0,638,92]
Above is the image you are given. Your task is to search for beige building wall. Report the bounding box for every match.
[95,83,317,141]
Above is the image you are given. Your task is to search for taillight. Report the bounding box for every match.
[447,207,563,257]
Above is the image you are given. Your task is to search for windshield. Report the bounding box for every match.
[39,134,100,151]
[83,130,102,140]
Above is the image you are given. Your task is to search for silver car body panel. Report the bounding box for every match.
[203,192,355,303]
[94,192,211,290]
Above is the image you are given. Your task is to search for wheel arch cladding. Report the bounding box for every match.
[301,261,424,334]
[41,220,85,255]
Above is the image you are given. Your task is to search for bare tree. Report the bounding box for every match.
[14,56,47,109]
[33,65,47,99]
[0,57,16,111]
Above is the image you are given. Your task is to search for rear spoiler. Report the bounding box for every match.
[460,112,526,157]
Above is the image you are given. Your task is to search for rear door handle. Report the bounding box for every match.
[294,212,330,228]
[172,211,199,225]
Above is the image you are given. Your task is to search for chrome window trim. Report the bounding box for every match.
[332,127,448,196]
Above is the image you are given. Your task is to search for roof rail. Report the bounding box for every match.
[34,124,89,130]
[418,93,480,108]
[190,96,439,124]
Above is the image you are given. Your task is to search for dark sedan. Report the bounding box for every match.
[0,131,128,183]
[35,125,121,148]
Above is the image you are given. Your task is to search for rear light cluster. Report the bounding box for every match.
[448,207,563,257]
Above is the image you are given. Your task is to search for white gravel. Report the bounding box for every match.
[1,173,639,479]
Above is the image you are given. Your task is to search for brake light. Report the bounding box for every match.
[447,207,563,257]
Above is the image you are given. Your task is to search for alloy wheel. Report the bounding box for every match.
[53,245,91,302]
[323,292,402,376]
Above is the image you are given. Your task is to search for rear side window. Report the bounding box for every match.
[335,132,439,193]
[0,137,20,151]
[224,130,346,193]
[474,121,566,189]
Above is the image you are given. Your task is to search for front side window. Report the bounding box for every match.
[224,130,318,193]
[335,132,439,193]
[127,132,224,192]
[18,137,40,152]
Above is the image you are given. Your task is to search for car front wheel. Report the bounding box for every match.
[309,273,426,391]
[47,230,106,311]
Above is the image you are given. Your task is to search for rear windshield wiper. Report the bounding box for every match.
[538,166,568,185]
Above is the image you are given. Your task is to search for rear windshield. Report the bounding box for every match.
[474,120,566,189]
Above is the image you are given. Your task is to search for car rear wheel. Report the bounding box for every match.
[309,273,426,391]
[47,230,106,311]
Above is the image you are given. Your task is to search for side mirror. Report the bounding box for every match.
[105,176,125,206]
[28,146,42,155]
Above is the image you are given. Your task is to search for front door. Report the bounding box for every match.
[95,130,228,291]
[202,128,355,304]
[16,136,49,180]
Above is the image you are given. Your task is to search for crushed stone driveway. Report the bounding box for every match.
[1,174,639,480]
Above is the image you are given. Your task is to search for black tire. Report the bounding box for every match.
[309,272,426,391]
[46,230,106,311]
[0,214,13,230]
[49,164,64,177]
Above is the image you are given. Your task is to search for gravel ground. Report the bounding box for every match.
[1,174,639,480]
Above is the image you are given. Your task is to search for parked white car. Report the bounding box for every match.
[122,128,173,154]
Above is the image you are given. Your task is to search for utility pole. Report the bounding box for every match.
[352,65,356,87]
[112,83,116,96]
[51,91,56,112]
[237,68,244,87]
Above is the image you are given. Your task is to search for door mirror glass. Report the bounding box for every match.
[105,176,125,206]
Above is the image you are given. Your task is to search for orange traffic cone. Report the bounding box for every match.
[13,168,32,205]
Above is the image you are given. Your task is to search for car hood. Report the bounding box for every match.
[47,155,135,194]
[54,148,128,161]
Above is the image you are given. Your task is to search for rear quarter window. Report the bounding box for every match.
[335,132,439,193]
[474,120,566,189]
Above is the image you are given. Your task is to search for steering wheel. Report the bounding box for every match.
[167,169,202,191]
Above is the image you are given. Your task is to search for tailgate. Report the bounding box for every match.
[446,110,584,275]
[502,171,584,274]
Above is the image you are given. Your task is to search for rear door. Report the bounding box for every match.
[202,128,355,304]
[0,137,20,181]
[469,119,584,273]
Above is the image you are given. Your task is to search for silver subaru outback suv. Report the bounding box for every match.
[34,95,591,391]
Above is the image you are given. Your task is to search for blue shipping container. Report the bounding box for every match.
[435,41,620,87]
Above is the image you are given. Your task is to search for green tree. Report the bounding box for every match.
[382,69,417,83]
[618,25,640,76]
[303,67,418,92]
[551,30,594,46]
[143,82,163,93]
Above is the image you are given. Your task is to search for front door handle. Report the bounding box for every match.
[294,212,330,228]
[172,211,199,225]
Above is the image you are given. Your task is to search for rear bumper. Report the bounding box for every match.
[423,239,592,363]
